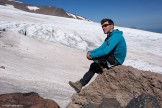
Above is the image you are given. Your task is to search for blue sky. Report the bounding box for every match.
[17,0,162,33]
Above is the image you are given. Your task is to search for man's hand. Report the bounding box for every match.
[86,52,92,60]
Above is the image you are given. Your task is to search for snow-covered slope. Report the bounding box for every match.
[0,30,91,107]
[0,5,162,107]
[0,5,162,72]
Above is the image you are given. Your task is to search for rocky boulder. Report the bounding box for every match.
[0,65,5,69]
[67,65,162,108]
[0,92,60,108]
[126,93,161,108]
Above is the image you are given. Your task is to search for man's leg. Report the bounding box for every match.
[80,62,103,86]
[69,62,103,93]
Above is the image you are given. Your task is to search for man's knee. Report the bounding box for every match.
[89,62,103,73]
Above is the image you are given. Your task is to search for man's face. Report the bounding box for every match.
[101,21,114,34]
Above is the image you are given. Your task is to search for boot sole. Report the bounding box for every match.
[69,81,80,93]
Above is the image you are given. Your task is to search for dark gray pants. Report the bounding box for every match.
[80,57,120,86]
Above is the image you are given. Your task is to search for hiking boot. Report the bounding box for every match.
[69,81,83,93]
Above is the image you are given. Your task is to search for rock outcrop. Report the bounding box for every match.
[67,65,162,108]
[125,93,161,108]
[0,65,5,69]
[80,93,161,108]
[0,92,60,108]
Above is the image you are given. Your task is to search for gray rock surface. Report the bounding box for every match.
[67,65,162,108]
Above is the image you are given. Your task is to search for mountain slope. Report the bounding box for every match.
[0,5,162,72]
[0,0,90,21]
[0,30,91,107]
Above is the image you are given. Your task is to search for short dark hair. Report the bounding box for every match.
[100,18,114,25]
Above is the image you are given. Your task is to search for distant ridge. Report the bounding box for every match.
[0,0,91,21]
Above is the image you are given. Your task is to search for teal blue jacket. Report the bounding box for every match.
[89,29,127,64]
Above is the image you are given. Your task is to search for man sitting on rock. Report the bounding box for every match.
[69,18,127,93]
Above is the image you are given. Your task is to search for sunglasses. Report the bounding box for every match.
[102,24,111,28]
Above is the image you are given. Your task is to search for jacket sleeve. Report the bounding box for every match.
[88,41,107,53]
[89,34,122,59]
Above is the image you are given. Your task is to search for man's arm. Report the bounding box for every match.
[89,34,122,59]
[88,41,108,53]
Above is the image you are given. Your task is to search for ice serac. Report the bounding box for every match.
[67,65,162,108]
[0,92,60,108]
